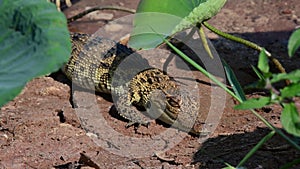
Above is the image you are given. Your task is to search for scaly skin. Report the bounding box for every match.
[63,32,202,135]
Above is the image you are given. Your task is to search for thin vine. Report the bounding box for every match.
[202,21,286,74]
[67,6,136,23]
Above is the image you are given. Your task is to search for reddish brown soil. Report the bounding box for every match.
[1,0,300,168]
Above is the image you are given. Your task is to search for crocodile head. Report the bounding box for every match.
[147,83,203,136]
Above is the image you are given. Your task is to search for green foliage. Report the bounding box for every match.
[136,0,202,17]
[280,83,300,98]
[235,49,300,137]
[129,12,182,49]
[235,97,271,110]
[172,0,227,33]
[281,103,300,136]
[236,131,275,168]
[251,65,265,80]
[257,49,269,73]
[288,28,300,57]
[222,164,237,169]
[0,0,71,107]
[129,0,226,49]
[223,60,246,101]
[271,70,300,83]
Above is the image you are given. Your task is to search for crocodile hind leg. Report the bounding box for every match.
[115,94,152,128]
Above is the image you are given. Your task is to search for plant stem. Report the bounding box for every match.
[237,131,275,167]
[202,21,286,74]
[67,6,136,23]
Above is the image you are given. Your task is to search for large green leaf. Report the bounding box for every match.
[281,103,300,136]
[0,0,71,107]
[129,0,226,49]
[288,29,300,57]
[129,12,183,49]
[135,0,203,18]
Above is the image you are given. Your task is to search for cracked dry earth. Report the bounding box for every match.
[1,0,300,168]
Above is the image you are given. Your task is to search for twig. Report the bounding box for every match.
[67,6,136,23]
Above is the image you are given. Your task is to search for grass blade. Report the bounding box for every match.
[236,131,275,168]
[222,59,246,101]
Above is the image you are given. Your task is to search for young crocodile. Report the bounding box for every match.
[63,32,201,135]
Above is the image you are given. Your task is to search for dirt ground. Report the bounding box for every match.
[1,0,300,168]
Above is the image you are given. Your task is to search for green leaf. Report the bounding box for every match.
[244,80,266,90]
[251,65,265,80]
[129,12,182,49]
[199,26,214,59]
[222,165,246,169]
[0,0,71,107]
[244,65,266,89]
[222,164,236,169]
[223,59,246,101]
[279,158,300,169]
[280,83,300,98]
[288,29,300,57]
[237,131,275,168]
[271,70,300,84]
[129,0,226,49]
[135,0,201,17]
[281,103,300,136]
[257,49,269,73]
[235,97,271,110]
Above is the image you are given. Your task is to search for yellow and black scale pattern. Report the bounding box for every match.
[63,32,201,135]
[48,0,73,11]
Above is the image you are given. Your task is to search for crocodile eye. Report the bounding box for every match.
[100,61,110,69]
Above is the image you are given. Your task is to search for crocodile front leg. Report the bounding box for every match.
[115,94,152,128]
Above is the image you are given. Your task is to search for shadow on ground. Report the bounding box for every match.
[194,128,300,168]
